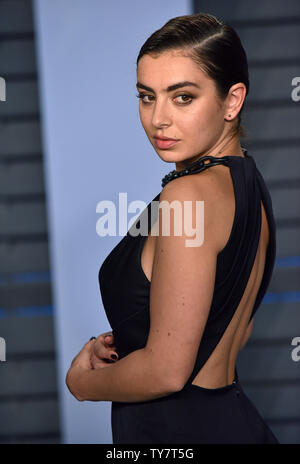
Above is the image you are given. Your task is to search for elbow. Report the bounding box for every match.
[151,370,182,395]
[144,349,183,395]
[160,379,183,395]
[155,367,187,394]
[164,376,185,394]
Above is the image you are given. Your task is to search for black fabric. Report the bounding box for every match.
[98,151,279,444]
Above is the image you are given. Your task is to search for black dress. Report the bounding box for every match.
[98,150,279,444]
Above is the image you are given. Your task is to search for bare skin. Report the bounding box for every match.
[92,176,269,388]
[134,49,267,389]
[90,332,119,368]
[82,49,268,393]
[136,49,246,169]
[140,173,269,388]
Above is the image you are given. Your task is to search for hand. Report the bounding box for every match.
[66,339,96,400]
[65,333,119,401]
[90,331,119,370]
[70,339,96,370]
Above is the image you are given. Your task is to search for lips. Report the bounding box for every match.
[154,137,179,149]
[154,136,178,141]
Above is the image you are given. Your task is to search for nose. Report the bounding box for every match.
[151,98,172,128]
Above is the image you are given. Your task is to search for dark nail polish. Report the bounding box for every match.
[111,354,118,360]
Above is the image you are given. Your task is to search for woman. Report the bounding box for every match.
[66,13,279,444]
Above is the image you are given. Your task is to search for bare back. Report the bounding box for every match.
[140,159,270,389]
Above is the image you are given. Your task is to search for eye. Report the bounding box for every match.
[136,93,154,104]
[136,92,194,105]
[174,94,194,104]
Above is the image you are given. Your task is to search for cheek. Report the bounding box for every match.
[177,110,207,136]
[139,107,151,131]
[181,101,222,133]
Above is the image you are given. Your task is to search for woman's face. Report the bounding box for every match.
[136,49,235,169]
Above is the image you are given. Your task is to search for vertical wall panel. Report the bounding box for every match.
[0,0,60,444]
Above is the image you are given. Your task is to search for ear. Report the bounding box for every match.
[224,83,247,121]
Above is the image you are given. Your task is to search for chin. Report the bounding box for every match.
[156,153,180,164]
[153,148,183,163]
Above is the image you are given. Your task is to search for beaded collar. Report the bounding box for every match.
[161,148,248,188]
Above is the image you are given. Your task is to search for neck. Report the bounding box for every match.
[175,134,244,172]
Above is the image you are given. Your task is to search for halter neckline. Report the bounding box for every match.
[161,147,249,188]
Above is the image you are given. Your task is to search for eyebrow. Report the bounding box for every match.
[136,80,200,93]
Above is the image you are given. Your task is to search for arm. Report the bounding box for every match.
[74,347,178,402]
[73,176,219,402]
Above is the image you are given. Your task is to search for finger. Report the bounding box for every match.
[97,332,114,347]
[91,350,115,369]
[97,334,116,354]
[94,360,113,369]
[93,337,118,359]
[90,352,102,369]
[92,340,119,361]
[93,343,119,359]
[91,351,107,367]
[104,334,115,346]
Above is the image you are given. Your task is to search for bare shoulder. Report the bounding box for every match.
[159,169,232,254]
[160,162,230,199]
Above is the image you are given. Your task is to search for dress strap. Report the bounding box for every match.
[161,155,231,188]
[161,147,249,188]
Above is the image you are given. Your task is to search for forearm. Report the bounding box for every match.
[77,347,179,402]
